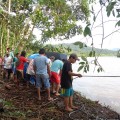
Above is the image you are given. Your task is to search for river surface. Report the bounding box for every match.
[72,57,120,114]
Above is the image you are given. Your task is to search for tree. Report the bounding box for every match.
[76,0,120,73]
[0,0,90,56]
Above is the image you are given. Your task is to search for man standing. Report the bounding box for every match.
[33,48,53,101]
[61,53,82,112]
[50,59,63,96]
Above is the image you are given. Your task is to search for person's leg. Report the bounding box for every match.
[7,69,10,79]
[53,72,60,95]
[8,69,12,80]
[16,70,22,86]
[46,87,52,100]
[69,88,78,109]
[50,72,56,93]
[36,74,41,100]
[52,82,56,93]
[42,74,53,100]
[37,87,41,100]
[55,83,60,96]
[26,74,31,88]
[3,68,6,79]
[16,70,20,86]
[64,97,73,111]
[61,88,73,111]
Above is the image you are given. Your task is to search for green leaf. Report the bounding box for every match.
[78,66,84,72]
[84,25,91,37]
[84,67,87,73]
[81,56,87,61]
[106,2,116,17]
[97,68,100,73]
[117,14,120,18]
[112,10,115,17]
[93,51,95,56]
[79,62,85,65]
[0,8,3,14]
[115,20,120,27]
[89,51,92,57]
[86,65,89,71]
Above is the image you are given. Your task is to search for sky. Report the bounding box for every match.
[33,1,120,50]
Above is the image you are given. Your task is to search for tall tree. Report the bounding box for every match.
[0,0,90,55]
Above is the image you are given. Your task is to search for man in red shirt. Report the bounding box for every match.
[16,51,28,86]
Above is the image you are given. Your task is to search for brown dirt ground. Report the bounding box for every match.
[0,76,120,120]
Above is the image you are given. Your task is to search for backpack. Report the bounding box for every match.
[16,57,20,67]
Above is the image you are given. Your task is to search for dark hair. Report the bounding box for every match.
[15,53,19,56]
[39,48,46,54]
[7,48,10,50]
[69,53,79,60]
[21,51,26,57]
[62,59,66,62]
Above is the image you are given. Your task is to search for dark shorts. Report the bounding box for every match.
[16,70,23,80]
[25,74,31,81]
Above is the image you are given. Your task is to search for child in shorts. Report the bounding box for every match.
[61,53,82,112]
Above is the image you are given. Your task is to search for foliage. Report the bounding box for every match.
[77,0,120,72]
[0,98,26,118]
[25,40,72,55]
[0,0,90,56]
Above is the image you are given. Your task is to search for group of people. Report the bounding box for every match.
[0,48,82,112]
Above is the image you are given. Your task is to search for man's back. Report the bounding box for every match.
[34,55,48,75]
[51,59,63,73]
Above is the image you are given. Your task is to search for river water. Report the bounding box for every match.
[72,57,120,114]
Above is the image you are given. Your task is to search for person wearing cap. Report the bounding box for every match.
[60,53,82,112]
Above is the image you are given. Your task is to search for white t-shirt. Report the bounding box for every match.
[4,56,12,69]
[26,59,35,75]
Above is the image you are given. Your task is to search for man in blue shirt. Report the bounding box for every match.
[50,59,63,96]
[33,48,53,101]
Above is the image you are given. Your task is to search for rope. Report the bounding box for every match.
[69,101,120,120]
[74,75,120,79]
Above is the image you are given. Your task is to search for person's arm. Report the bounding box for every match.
[47,63,51,77]
[68,71,82,77]
[33,61,36,75]
[59,70,62,77]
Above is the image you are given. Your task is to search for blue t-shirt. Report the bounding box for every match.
[51,59,63,73]
[33,55,49,75]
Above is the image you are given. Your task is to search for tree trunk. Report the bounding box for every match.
[7,0,11,48]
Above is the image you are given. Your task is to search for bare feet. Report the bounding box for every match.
[70,105,78,109]
[38,97,41,101]
[65,107,73,112]
[52,91,56,94]
[55,93,60,96]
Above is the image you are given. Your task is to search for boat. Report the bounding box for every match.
[46,52,67,60]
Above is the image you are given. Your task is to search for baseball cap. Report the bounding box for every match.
[69,53,79,61]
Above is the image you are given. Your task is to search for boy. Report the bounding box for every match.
[61,53,82,112]
[50,59,63,96]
